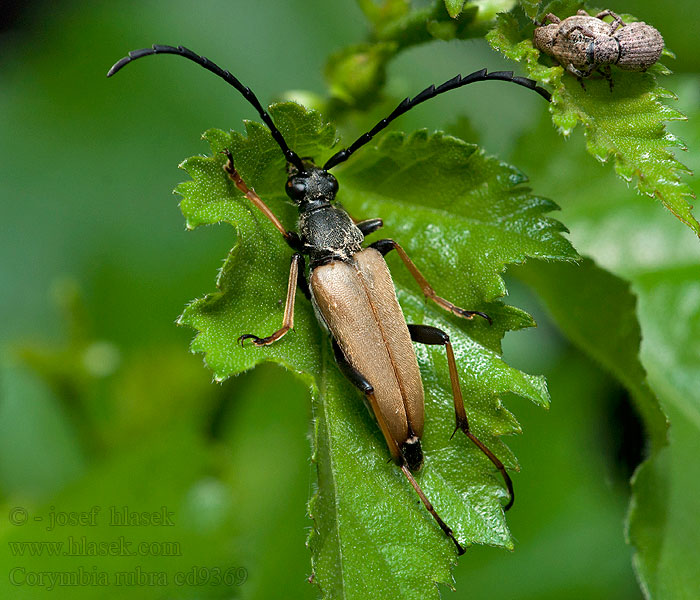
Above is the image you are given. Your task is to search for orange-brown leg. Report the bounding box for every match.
[408,324,514,510]
[370,239,491,323]
[222,149,301,249]
[238,253,303,346]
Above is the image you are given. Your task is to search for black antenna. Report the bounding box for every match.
[323,69,551,170]
[107,45,306,173]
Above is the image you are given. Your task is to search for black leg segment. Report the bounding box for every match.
[332,339,374,396]
[296,253,310,300]
[369,238,395,257]
[356,218,384,237]
[407,324,449,346]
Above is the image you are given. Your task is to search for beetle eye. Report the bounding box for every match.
[328,174,338,194]
[286,178,307,201]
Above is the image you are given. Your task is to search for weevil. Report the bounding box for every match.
[534,9,664,86]
[108,45,551,554]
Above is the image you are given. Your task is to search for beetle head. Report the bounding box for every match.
[533,24,558,54]
[285,162,339,208]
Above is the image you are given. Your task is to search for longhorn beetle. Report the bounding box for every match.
[108,45,551,554]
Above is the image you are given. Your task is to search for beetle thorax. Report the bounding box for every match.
[286,164,364,264]
[299,205,364,265]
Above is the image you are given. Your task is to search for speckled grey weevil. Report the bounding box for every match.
[533,9,664,86]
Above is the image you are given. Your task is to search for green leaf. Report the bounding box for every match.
[446,0,517,21]
[511,74,700,599]
[510,257,671,596]
[488,10,699,236]
[518,0,540,19]
[176,103,575,596]
[445,0,467,19]
[470,0,518,21]
[630,264,700,599]
[325,42,397,107]
[511,258,667,452]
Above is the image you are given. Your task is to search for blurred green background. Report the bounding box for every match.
[1,1,697,598]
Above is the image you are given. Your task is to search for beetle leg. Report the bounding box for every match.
[565,64,590,89]
[222,149,302,251]
[408,324,514,511]
[593,9,624,33]
[370,239,491,324]
[331,338,466,554]
[399,464,465,554]
[294,253,311,300]
[335,208,382,235]
[238,253,303,346]
[540,12,561,25]
[355,218,384,237]
[560,24,596,41]
[599,66,614,92]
